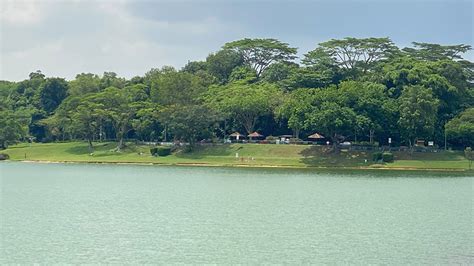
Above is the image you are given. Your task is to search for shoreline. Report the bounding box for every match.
[2,159,471,173]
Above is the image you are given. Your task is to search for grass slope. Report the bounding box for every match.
[2,142,471,171]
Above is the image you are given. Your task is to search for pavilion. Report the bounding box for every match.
[248,132,264,140]
[229,132,245,141]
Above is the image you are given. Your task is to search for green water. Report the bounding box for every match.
[1,162,472,264]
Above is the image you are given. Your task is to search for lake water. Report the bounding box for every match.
[1,162,473,264]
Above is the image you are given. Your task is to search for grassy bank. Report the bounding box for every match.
[1,142,471,171]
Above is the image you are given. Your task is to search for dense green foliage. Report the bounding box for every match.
[150,146,172,157]
[382,152,394,163]
[0,37,472,151]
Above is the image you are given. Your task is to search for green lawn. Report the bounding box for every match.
[1,142,471,171]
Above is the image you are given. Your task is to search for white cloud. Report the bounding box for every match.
[0,0,229,80]
[0,0,46,25]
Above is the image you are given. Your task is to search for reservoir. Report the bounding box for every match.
[1,162,472,264]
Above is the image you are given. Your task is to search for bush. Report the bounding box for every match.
[150,146,172,156]
[265,135,277,141]
[372,152,383,162]
[289,138,303,144]
[354,141,379,147]
[156,146,172,156]
[0,153,10,160]
[382,152,394,163]
[150,147,158,156]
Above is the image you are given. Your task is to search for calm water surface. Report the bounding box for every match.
[1,162,473,264]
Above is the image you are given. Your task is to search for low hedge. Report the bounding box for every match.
[150,146,172,156]
[382,152,394,163]
[373,151,394,163]
[372,152,383,162]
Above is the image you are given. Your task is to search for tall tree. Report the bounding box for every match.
[339,81,397,144]
[94,87,136,151]
[182,61,208,74]
[100,72,126,89]
[308,37,398,78]
[223,38,297,77]
[402,42,471,61]
[0,108,31,149]
[37,77,69,113]
[205,82,283,134]
[277,88,317,138]
[305,101,357,150]
[398,86,439,146]
[150,69,206,105]
[206,49,244,83]
[158,104,217,148]
[445,108,474,148]
[132,102,162,141]
[69,73,101,96]
[48,95,104,152]
[70,100,103,153]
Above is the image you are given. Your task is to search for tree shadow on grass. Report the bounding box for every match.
[299,145,369,167]
[392,150,464,161]
[174,144,236,159]
[65,142,117,156]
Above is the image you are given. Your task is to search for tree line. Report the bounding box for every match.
[1,37,473,151]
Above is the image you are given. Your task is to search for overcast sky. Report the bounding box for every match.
[1,0,472,81]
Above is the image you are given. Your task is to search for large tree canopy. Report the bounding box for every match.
[306,37,398,77]
[0,108,31,149]
[445,108,474,148]
[398,86,440,146]
[206,50,244,83]
[69,73,101,96]
[223,38,297,78]
[38,77,69,113]
[403,42,472,61]
[0,37,472,150]
[205,82,283,134]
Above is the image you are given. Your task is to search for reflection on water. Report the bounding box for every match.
[1,162,473,264]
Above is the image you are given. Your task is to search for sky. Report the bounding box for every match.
[0,0,472,81]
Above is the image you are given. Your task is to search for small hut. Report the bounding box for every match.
[248,131,264,141]
[308,132,325,144]
[229,132,245,141]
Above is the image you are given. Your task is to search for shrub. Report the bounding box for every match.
[156,146,172,156]
[182,145,194,153]
[289,138,303,144]
[265,135,277,141]
[150,147,158,156]
[372,152,383,162]
[0,153,10,160]
[355,141,379,147]
[382,152,394,163]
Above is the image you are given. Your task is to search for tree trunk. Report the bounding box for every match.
[369,130,374,144]
[99,126,103,142]
[87,138,93,153]
[116,122,127,151]
[117,135,124,152]
[294,128,300,139]
[164,125,167,142]
[332,133,339,153]
[409,139,414,154]
[244,121,253,135]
